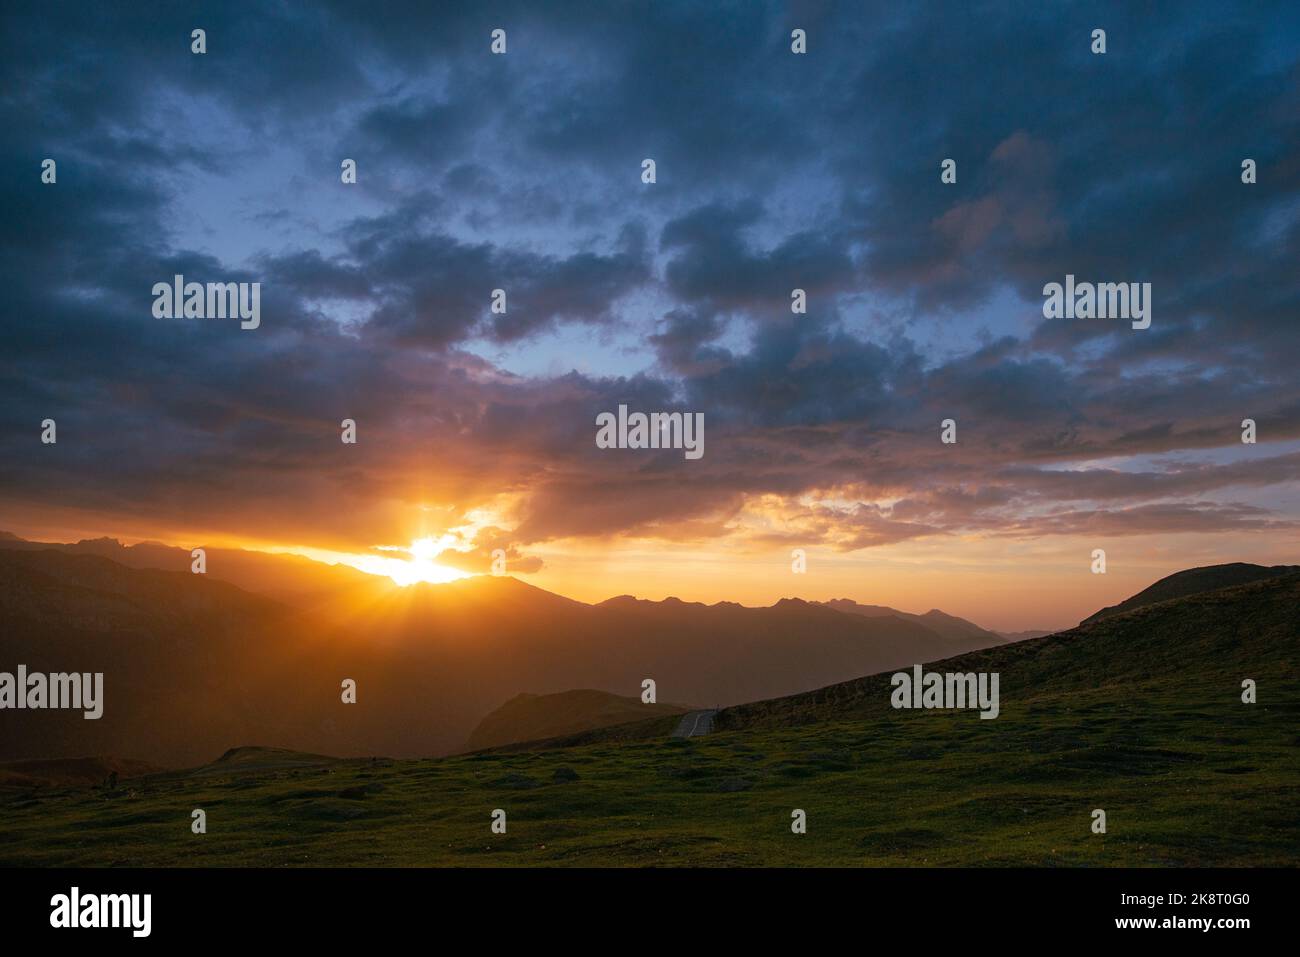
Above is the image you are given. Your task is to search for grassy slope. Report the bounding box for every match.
[466,690,692,752]
[712,571,1300,730]
[1082,562,1300,624]
[1,576,1296,867]
[0,756,166,790]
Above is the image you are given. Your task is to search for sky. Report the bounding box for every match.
[1,1,1298,630]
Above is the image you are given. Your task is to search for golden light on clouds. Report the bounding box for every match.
[280,538,471,586]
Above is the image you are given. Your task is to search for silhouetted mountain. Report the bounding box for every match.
[820,599,1008,645]
[1082,562,1300,624]
[0,549,1009,763]
[0,531,383,607]
[466,690,690,751]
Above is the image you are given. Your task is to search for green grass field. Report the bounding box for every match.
[3,575,1297,867]
[2,674,1296,867]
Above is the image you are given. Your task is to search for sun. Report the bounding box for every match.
[329,537,472,586]
[372,536,468,585]
[261,537,472,587]
[408,537,440,562]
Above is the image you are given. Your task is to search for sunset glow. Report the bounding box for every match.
[264,539,472,587]
[1,5,1296,631]
[348,537,470,586]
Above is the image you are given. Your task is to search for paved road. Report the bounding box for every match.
[671,709,719,738]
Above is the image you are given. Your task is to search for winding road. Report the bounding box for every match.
[671,709,719,738]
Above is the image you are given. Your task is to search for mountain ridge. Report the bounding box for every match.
[1081,562,1300,624]
[0,547,1010,763]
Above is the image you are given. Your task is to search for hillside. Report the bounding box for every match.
[996,629,1054,642]
[715,571,1300,732]
[203,746,343,773]
[1081,562,1300,624]
[2,572,1295,867]
[497,570,1300,749]
[0,756,166,790]
[466,690,691,751]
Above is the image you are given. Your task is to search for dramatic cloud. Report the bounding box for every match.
[1,1,1297,568]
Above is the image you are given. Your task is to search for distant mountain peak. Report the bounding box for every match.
[817,598,1005,645]
[74,536,124,549]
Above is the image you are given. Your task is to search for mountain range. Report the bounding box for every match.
[2,532,1293,767]
[0,535,1012,764]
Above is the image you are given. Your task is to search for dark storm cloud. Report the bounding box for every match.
[832,2,1300,374]
[660,201,857,312]
[353,222,649,346]
[258,250,375,302]
[1,1,1298,557]
[647,307,730,375]
[680,314,909,430]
